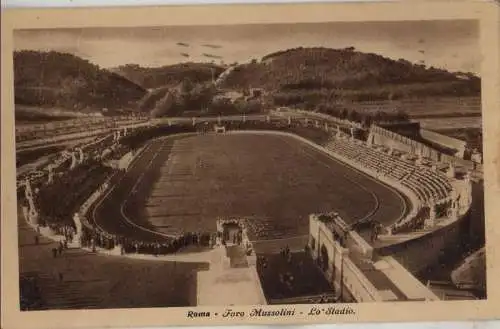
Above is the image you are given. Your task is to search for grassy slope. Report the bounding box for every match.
[111,63,225,90]
[220,47,480,104]
[14,51,147,116]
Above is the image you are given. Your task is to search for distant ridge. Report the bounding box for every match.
[14,48,481,120]
[14,50,147,117]
[110,62,225,90]
[220,47,480,102]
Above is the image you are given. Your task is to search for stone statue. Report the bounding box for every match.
[73,212,82,237]
[70,152,77,169]
[47,164,54,184]
[447,162,456,179]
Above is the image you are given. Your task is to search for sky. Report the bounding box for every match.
[14,20,480,74]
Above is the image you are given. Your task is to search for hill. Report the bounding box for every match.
[219,47,481,106]
[111,63,226,90]
[138,80,220,117]
[14,51,147,116]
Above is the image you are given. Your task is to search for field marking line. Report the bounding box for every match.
[303,141,408,225]
[119,138,178,239]
[277,136,381,224]
[92,139,176,239]
[265,131,408,226]
[90,141,155,234]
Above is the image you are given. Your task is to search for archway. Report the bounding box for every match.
[222,222,242,245]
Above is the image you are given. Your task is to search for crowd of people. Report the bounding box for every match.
[34,161,114,227]
[79,224,214,256]
[392,206,429,233]
[120,124,197,150]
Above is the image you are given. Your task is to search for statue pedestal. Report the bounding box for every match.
[28,213,39,226]
[39,226,52,237]
[68,237,81,249]
[212,246,230,270]
[247,252,257,267]
[110,245,122,255]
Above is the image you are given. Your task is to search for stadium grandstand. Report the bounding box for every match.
[16,111,483,309]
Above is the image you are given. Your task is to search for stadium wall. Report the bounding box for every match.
[419,128,467,158]
[309,217,385,303]
[309,215,439,302]
[382,180,483,275]
[377,209,471,274]
[368,124,481,171]
[368,125,444,161]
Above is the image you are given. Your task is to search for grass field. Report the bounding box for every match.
[106,133,406,244]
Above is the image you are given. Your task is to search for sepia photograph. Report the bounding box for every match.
[2,2,499,329]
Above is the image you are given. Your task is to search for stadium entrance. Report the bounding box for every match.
[216,218,244,246]
[222,222,242,245]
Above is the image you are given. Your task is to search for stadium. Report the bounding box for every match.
[17,110,485,309]
[13,22,485,310]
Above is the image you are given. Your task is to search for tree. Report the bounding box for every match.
[362,113,373,127]
[151,91,178,118]
[339,108,348,120]
[394,109,410,122]
[347,109,360,123]
[181,78,194,94]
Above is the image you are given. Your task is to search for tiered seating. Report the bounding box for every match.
[16,116,149,143]
[402,168,452,203]
[324,139,363,161]
[325,137,453,206]
[35,161,115,227]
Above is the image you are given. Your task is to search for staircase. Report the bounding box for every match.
[28,272,106,310]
